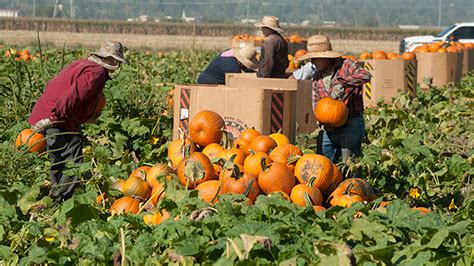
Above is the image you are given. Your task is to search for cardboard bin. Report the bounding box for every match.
[416,52,463,89]
[173,84,298,142]
[225,74,317,137]
[360,59,417,107]
[462,48,474,74]
[288,41,308,55]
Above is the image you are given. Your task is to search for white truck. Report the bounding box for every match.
[399,22,474,52]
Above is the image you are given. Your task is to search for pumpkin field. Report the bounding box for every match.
[0,46,473,264]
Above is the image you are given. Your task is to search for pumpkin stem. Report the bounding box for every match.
[243,179,253,197]
[222,154,237,170]
[303,192,313,207]
[260,157,269,171]
[210,179,223,204]
[307,176,317,187]
[230,164,242,179]
[343,183,354,196]
[287,155,301,164]
[277,128,283,134]
[220,130,233,149]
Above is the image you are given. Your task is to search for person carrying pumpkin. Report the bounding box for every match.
[298,35,371,164]
[197,43,258,84]
[255,16,289,78]
[28,41,129,202]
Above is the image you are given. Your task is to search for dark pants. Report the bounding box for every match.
[320,117,365,164]
[45,128,85,201]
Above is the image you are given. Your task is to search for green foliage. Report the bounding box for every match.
[0,46,472,264]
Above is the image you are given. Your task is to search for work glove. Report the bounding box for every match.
[31,118,53,132]
[317,122,334,132]
[330,84,345,100]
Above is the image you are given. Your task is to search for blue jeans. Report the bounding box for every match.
[320,117,365,164]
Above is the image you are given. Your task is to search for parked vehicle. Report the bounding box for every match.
[400,22,474,52]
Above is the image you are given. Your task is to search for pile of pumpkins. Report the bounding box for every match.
[108,98,376,223]
[413,41,473,53]
[359,51,417,60]
[288,49,308,69]
[359,42,474,61]
[5,48,34,62]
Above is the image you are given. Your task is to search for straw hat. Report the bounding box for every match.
[91,41,129,65]
[232,43,258,71]
[298,35,342,61]
[254,16,284,33]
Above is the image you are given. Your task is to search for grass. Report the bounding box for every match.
[0,30,399,54]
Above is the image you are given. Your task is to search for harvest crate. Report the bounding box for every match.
[360,59,417,107]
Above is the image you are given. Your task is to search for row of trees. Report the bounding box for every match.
[1,0,473,27]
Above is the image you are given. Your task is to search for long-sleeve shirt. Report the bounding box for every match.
[312,58,371,118]
[257,33,289,78]
[197,49,244,84]
[29,59,109,132]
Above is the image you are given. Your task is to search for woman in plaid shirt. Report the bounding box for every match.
[299,35,371,164]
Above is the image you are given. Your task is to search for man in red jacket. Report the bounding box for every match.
[29,41,129,201]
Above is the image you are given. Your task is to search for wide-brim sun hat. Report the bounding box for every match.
[90,41,129,65]
[298,35,342,61]
[254,16,284,33]
[232,43,258,71]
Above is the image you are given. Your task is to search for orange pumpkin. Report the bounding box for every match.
[146,163,173,187]
[189,110,224,147]
[324,163,343,195]
[359,52,372,60]
[248,135,277,153]
[314,97,349,128]
[294,49,308,60]
[96,192,107,205]
[437,47,447,53]
[328,183,364,208]
[112,179,126,192]
[202,143,224,160]
[294,154,333,192]
[290,177,323,207]
[195,180,222,204]
[15,129,46,153]
[331,178,374,202]
[401,52,416,60]
[176,152,215,188]
[446,46,458,53]
[123,175,152,201]
[244,152,272,177]
[268,132,289,146]
[202,143,225,176]
[221,169,261,204]
[110,196,140,215]
[233,137,250,150]
[168,138,196,168]
[428,43,441,52]
[129,166,151,180]
[149,182,165,206]
[258,162,296,195]
[372,51,387,60]
[269,143,302,172]
[412,207,431,215]
[415,46,430,53]
[143,209,171,225]
[313,205,327,212]
[240,128,261,144]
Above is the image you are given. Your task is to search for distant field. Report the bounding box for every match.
[0,30,399,54]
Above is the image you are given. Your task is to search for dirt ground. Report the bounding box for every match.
[0,30,399,54]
